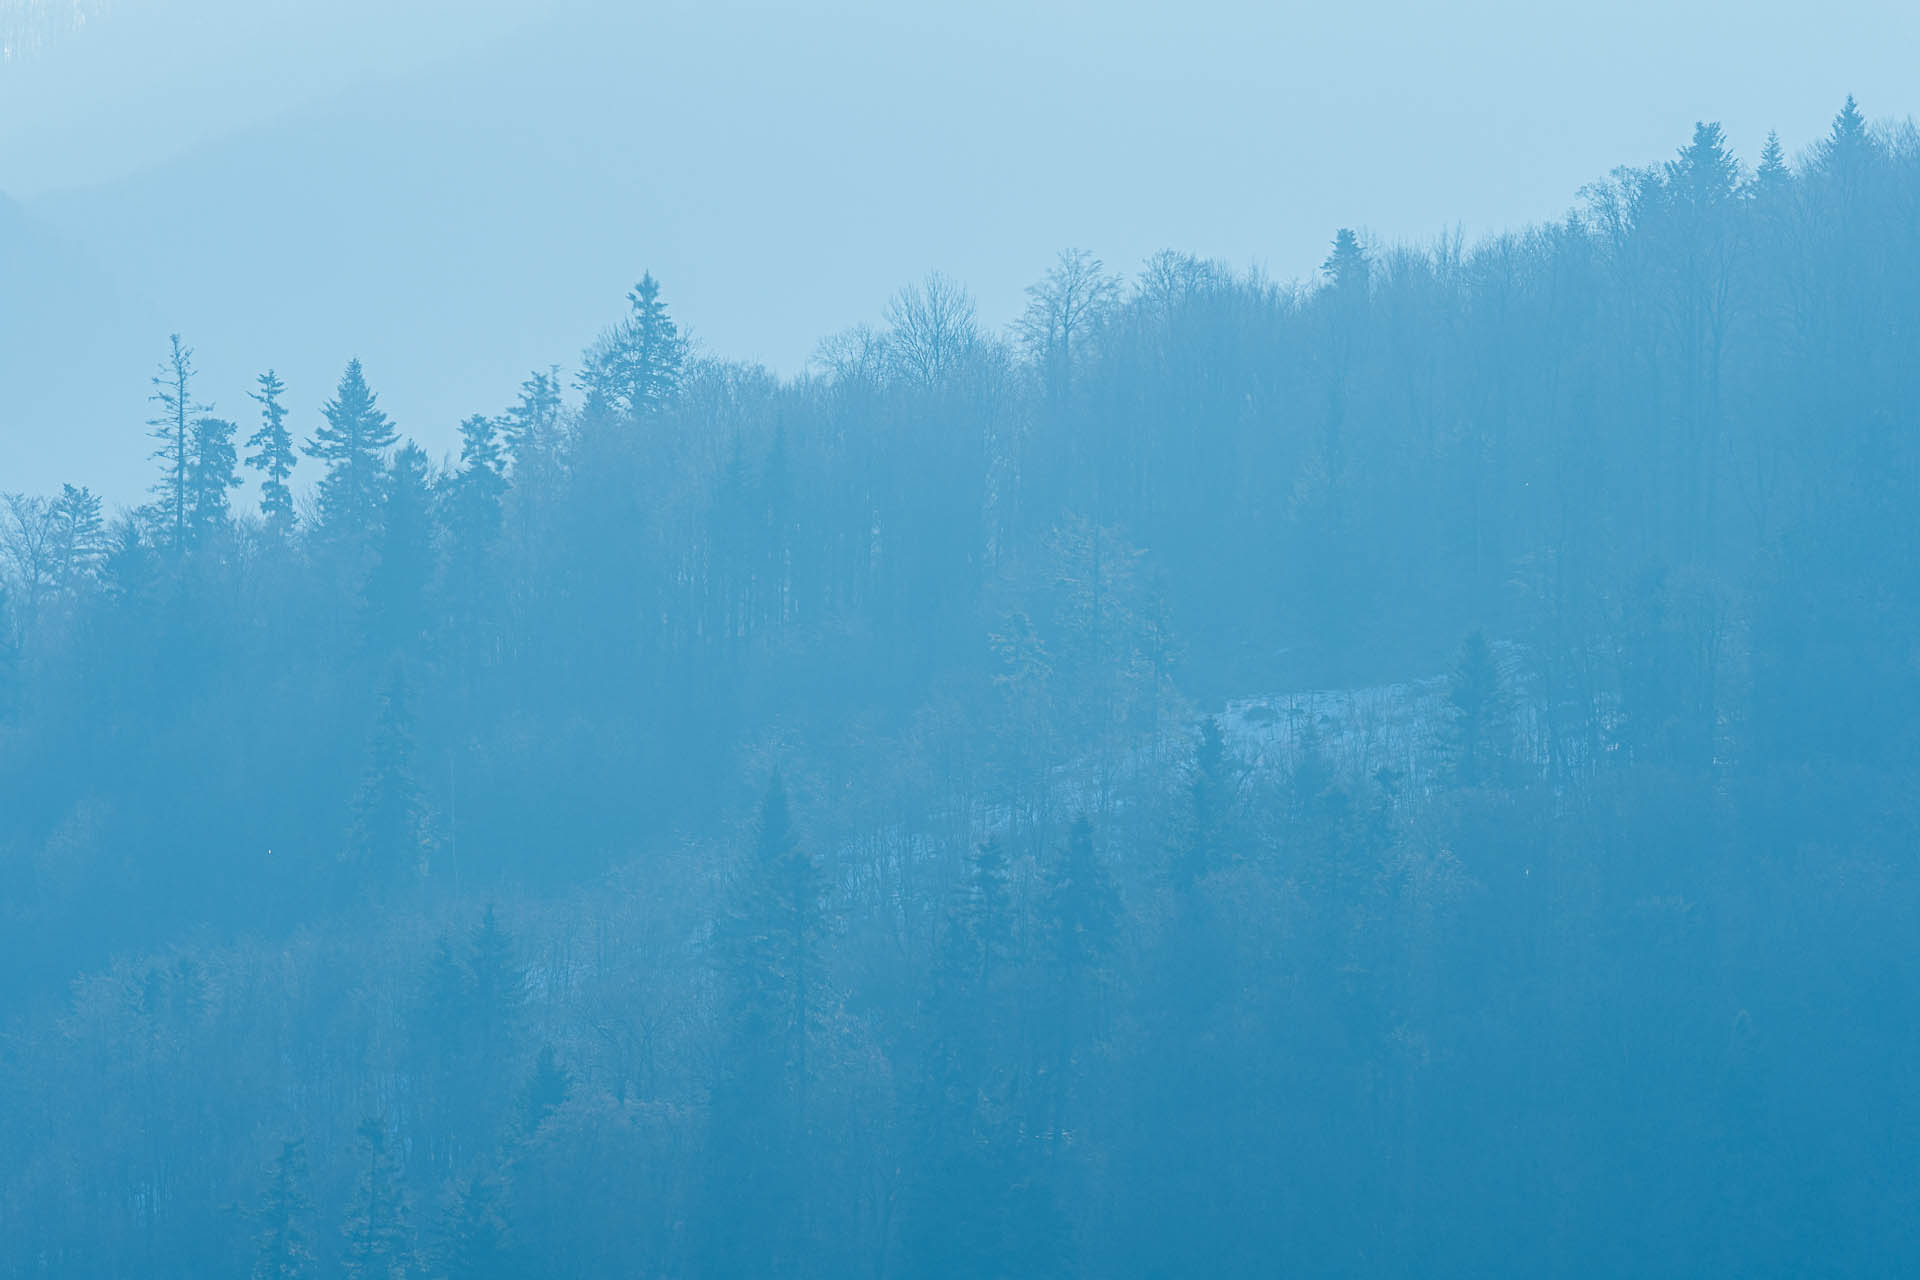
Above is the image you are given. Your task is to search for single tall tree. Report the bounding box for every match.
[347,668,430,885]
[700,773,823,1276]
[187,415,242,540]
[578,274,687,419]
[499,367,564,470]
[48,484,106,591]
[1017,248,1119,401]
[307,359,398,535]
[246,370,299,536]
[251,1139,317,1280]
[341,1117,417,1280]
[147,335,209,547]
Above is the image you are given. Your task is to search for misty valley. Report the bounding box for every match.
[3,100,1919,1278]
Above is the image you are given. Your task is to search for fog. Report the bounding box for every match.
[6,0,1917,499]
[4,3,1920,1277]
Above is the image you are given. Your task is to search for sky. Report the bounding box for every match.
[3,0,1918,503]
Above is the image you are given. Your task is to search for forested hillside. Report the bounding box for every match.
[3,102,1919,1277]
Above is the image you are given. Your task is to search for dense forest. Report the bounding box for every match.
[3,100,1919,1277]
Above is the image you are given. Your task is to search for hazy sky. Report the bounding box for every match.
[4,0,1918,501]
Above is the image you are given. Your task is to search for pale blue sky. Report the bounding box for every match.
[4,0,1917,501]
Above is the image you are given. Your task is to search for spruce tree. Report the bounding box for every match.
[1819,94,1871,175]
[499,367,563,473]
[363,443,435,654]
[443,415,507,625]
[517,1043,571,1138]
[435,1173,512,1280]
[578,273,687,420]
[307,359,398,536]
[465,904,526,1077]
[251,1139,317,1280]
[341,1117,417,1280]
[1753,129,1791,202]
[1666,120,1742,212]
[1321,227,1370,297]
[246,369,299,537]
[347,668,429,885]
[187,415,241,541]
[48,484,105,590]
[700,773,822,1275]
[1176,715,1238,888]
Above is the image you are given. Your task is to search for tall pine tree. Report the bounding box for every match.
[147,334,209,547]
[246,369,299,537]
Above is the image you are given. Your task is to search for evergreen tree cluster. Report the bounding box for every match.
[2,102,1919,1276]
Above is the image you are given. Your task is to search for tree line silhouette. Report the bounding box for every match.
[2,101,1918,1276]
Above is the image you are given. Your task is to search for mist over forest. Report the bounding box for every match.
[5,71,1920,1278]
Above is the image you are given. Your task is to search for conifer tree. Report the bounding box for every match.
[246,370,299,537]
[719,774,819,1088]
[307,359,398,535]
[187,415,241,540]
[443,415,507,621]
[517,1044,571,1138]
[435,1173,512,1280]
[48,484,105,590]
[902,837,1067,1280]
[147,334,209,547]
[578,273,686,420]
[499,368,564,471]
[700,774,822,1275]
[1047,814,1118,987]
[341,1117,417,1280]
[1818,94,1871,177]
[456,413,506,495]
[1036,814,1117,1141]
[1176,715,1238,888]
[1321,227,1370,297]
[1666,121,1741,212]
[1753,130,1791,203]
[466,904,525,1070]
[363,443,435,653]
[1444,630,1511,788]
[347,668,429,885]
[251,1139,317,1280]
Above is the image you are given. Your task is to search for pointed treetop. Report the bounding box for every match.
[457,414,503,477]
[1322,228,1369,295]
[1834,94,1866,145]
[1757,130,1787,180]
[1818,94,1873,176]
[1667,120,1741,208]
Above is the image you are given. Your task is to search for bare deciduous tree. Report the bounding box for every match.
[1016,249,1119,398]
[883,272,980,390]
